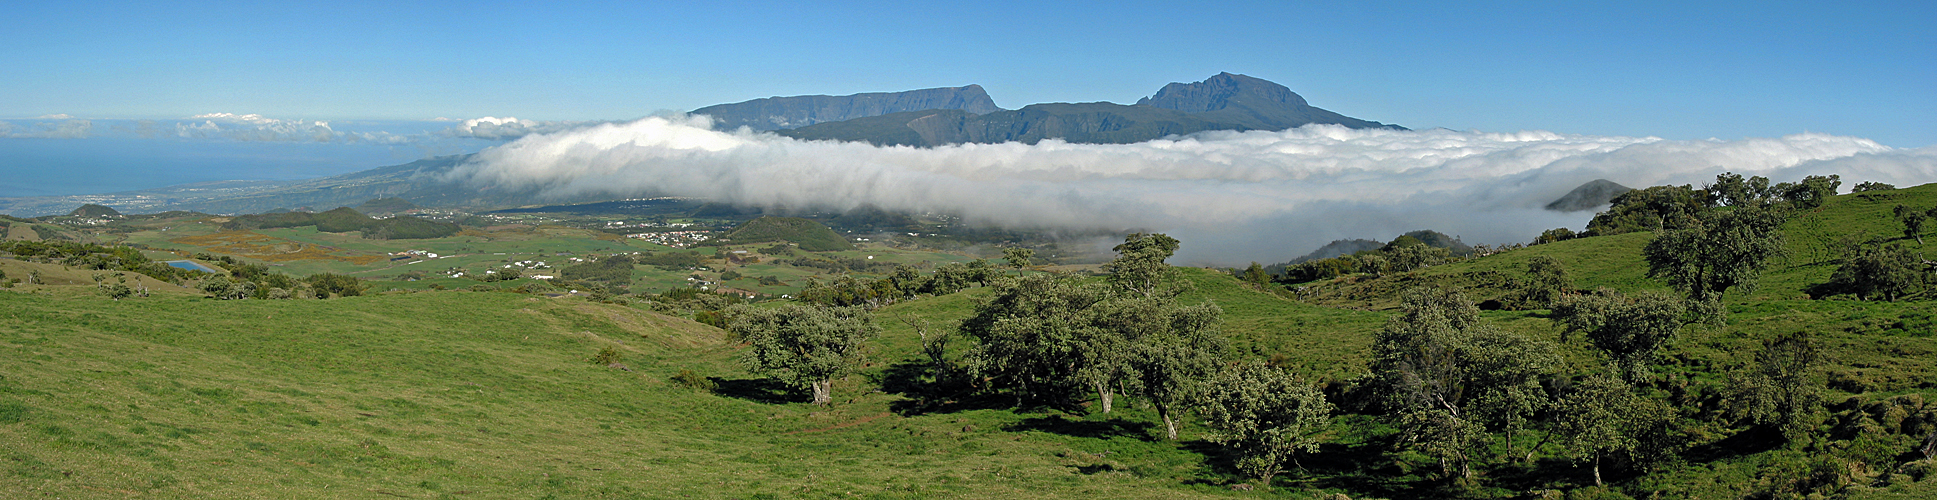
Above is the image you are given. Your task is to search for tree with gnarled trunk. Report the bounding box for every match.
[1372,287,1560,479]
[1895,204,1928,244]
[728,304,878,406]
[1556,374,1642,487]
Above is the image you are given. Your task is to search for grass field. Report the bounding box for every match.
[1,274,1351,498]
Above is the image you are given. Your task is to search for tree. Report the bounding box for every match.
[1896,204,1928,244]
[1371,287,1560,478]
[958,273,1113,407]
[1097,297,1225,439]
[1239,262,1269,286]
[1707,172,1774,207]
[1726,331,1825,442]
[924,262,976,296]
[199,276,252,300]
[1851,181,1896,193]
[727,304,879,406]
[1586,184,1711,236]
[1551,289,1686,382]
[1389,244,1450,273]
[1001,246,1034,272]
[1520,255,1570,309]
[1556,374,1642,487]
[96,273,133,301]
[886,264,928,299]
[1534,228,1576,245]
[306,273,364,298]
[963,237,1224,424]
[1642,204,1787,323]
[1197,360,1334,487]
[1776,174,1841,209]
[1830,240,1924,301]
[1104,233,1182,297]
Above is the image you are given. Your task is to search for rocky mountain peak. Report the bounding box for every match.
[1137,72,1309,112]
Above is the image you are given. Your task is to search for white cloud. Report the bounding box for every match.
[34,113,73,119]
[175,115,337,142]
[446,115,1937,264]
[0,119,95,139]
[189,112,284,125]
[439,116,601,139]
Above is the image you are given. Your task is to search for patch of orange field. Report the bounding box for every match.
[171,231,383,265]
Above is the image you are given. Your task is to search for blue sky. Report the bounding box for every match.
[4,0,1934,147]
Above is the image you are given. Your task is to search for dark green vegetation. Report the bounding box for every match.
[223,206,460,240]
[778,73,1400,147]
[8,176,1937,498]
[67,204,121,218]
[712,216,856,251]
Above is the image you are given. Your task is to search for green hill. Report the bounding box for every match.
[7,182,1937,499]
[223,206,460,240]
[713,216,853,251]
[67,204,121,218]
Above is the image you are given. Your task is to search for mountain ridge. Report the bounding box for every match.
[692,85,1002,132]
[774,72,1401,146]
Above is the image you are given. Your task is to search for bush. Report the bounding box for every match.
[672,370,715,391]
[591,346,621,365]
[1828,241,1923,301]
[1535,227,1577,245]
[306,273,364,298]
[1852,181,1896,193]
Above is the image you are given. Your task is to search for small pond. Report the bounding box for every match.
[164,260,220,273]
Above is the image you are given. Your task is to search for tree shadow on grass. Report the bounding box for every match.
[1282,421,1434,498]
[876,360,1015,416]
[708,377,798,404]
[1005,414,1154,441]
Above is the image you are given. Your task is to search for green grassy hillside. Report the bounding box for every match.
[7,183,1937,499]
[714,216,854,252]
[3,280,1338,498]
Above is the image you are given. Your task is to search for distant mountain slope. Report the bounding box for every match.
[355,197,418,215]
[1546,179,1634,212]
[1138,72,1400,131]
[775,73,1401,146]
[0,155,630,217]
[692,85,1003,132]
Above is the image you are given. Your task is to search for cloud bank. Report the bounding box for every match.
[1,113,593,144]
[446,115,1937,264]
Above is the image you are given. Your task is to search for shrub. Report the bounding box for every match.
[672,370,715,391]
[591,346,621,366]
[1852,181,1896,193]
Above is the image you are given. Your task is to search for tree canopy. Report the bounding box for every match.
[728,304,879,406]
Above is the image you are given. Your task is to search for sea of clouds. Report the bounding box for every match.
[447,115,1937,265]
